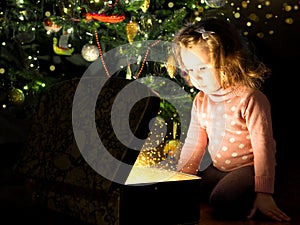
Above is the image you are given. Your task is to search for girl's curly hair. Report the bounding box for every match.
[172,17,271,89]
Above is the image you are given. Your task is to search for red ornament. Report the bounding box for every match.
[85,12,125,23]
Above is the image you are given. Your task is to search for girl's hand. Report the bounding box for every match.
[247,193,291,222]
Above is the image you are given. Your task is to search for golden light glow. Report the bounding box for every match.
[285,18,293,24]
[241,1,248,8]
[234,12,241,18]
[50,65,56,71]
[265,13,273,19]
[249,13,259,22]
[256,32,264,38]
[284,4,292,12]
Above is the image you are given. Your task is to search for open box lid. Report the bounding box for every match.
[125,166,201,185]
[72,75,162,186]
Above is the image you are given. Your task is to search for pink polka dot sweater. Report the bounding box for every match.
[179,85,276,194]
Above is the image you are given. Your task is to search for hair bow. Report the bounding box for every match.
[195,27,215,39]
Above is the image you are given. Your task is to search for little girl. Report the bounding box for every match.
[172,17,291,222]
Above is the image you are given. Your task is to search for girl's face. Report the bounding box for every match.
[180,45,221,94]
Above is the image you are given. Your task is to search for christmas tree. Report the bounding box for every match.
[0,0,231,111]
[0,0,233,165]
[1,0,298,155]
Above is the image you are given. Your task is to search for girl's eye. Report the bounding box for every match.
[182,65,208,73]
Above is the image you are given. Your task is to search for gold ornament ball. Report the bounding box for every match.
[81,44,99,62]
[8,88,25,105]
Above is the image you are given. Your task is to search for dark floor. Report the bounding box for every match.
[1,142,300,225]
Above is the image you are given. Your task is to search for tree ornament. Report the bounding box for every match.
[141,0,150,13]
[53,32,74,56]
[166,54,177,78]
[43,18,62,33]
[58,32,70,49]
[81,43,99,62]
[126,21,139,44]
[8,88,25,105]
[204,0,226,8]
[85,12,125,23]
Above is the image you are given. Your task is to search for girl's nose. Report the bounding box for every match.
[190,71,202,80]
